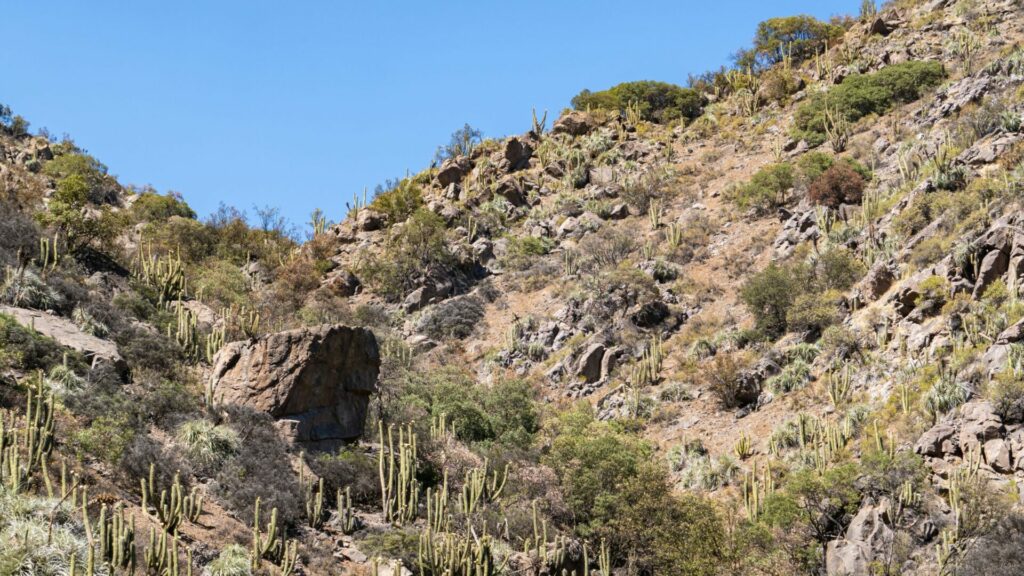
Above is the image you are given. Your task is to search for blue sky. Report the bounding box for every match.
[3,1,855,228]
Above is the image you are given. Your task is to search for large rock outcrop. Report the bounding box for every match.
[209,324,379,447]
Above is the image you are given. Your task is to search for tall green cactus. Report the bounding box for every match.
[251,497,283,569]
[141,464,203,533]
[305,476,326,529]
[96,503,136,572]
[459,460,508,516]
[135,244,187,305]
[379,422,420,526]
[418,526,506,576]
[338,486,357,534]
[0,376,55,493]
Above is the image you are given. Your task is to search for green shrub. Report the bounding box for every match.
[358,529,421,568]
[572,81,704,123]
[384,366,539,449]
[731,163,795,213]
[416,295,485,340]
[131,190,196,222]
[819,325,861,361]
[814,246,866,291]
[740,263,802,337]
[368,178,424,225]
[786,290,844,334]
[357,209,457,301]
[501,235,552,271]
[308,448,380,505]
[762,464,861,573]
[433,123,482,163]
[36,173,126,255]
[793,61,945,145]
[989,372,1024,423]
[71,415,136,464]
[43,150,118,204]
[916,275,950,308]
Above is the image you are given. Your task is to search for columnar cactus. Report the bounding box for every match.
[251,497,283,568]
[141,464,203,533]
[378,422,419,525]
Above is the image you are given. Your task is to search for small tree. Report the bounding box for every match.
[37,174,124,255]
[740,263,801,338]
[747,16,844,69]
[434,123,482,164]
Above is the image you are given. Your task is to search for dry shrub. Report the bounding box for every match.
[808,163,864,208]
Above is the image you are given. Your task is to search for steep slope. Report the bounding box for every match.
[2,1,1024,575]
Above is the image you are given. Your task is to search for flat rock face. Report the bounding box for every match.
[0,305,127,376]
[210,324,380,447]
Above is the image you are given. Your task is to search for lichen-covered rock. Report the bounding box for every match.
[209,324,379,447]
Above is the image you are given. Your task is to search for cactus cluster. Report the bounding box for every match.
[459,460,508,516]
[379,422,420,525]
[38,233,60,271]
[251,497,298,574]
[417,526,506,576]
[144,528,193,576]
[140,464,203,533]
[134,245,187,305]
[95,503,136,572]
[742,461,774,522]
[338,486,357,534]
[0,376,55,493]
[304,476,326,529]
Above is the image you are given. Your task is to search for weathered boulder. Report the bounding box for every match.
[630,300,671,328]
[503,137,533,172]
[858,261,896,301]
[209,325,380,447]
[437,155,473,187]
[959,400,1003,455]
[494,175,528,206]
[915,422,957,457]
[356,209,386,231]
[0,305,128,378]
[928,75,991,122]
[826,499,894,576]
[575,343,606,384]
[551,111,597,136]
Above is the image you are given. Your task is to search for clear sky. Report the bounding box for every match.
[2,0,856,228]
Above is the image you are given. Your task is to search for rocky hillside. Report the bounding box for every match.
[3,0,1024,575]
